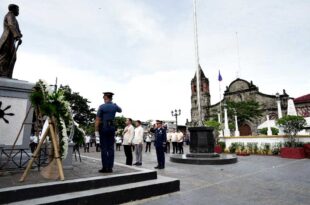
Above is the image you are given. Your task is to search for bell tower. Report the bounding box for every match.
[191,67,211,123]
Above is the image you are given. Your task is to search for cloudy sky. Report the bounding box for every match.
[1,0,309,124]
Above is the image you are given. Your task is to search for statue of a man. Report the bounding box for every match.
[0,4,22,78]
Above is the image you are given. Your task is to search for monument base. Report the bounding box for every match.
[170,126,237,165]
[170,153,237,165]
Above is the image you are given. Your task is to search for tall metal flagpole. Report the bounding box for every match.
[193,0,203,126]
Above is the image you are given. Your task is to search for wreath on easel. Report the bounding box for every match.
[20,80,84,182]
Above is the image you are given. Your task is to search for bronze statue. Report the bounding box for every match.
[0,4,22,78]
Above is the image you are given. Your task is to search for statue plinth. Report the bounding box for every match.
[188,127,216,153]
[0,77,34,149]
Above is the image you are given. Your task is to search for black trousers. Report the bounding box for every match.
[172,142,178,154]
[84,143,89,152]
[156,146,165,168]
[145,142,151,152]
[178,142,183,154]
[166,142,170,153]
[124,145,133,165]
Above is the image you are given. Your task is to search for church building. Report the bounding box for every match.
[190,68,309,136]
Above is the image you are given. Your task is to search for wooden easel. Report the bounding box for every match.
[19,118,65,182]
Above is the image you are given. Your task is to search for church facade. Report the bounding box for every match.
[190,68,305,136]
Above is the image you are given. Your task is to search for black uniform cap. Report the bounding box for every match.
[156,120,163,124]
[103,92,114,98]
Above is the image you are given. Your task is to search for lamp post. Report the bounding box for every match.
[234,109,240,137]
[172,109,181,131]
[223,103,231,137]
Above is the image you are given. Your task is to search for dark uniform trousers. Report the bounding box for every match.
[99,126,115,169]
[123,145,133,165]
[155,145,165,168]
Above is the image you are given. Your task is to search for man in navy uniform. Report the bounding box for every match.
[152,120,167,169]
[95,92,122,173]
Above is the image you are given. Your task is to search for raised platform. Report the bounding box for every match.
[170,153,238,165]
[0,158,180,204]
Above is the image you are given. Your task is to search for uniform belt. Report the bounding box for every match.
[102,120,115,127]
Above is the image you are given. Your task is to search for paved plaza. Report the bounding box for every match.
[82,144,310,205]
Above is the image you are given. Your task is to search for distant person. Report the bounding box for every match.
[133,120,144,166]
[123,118,134,165]
[145,133,152,152]
[166,131,172,153]
[177,131,184,154]
[96,135,100,152]
[84,135,90,153]
[151,120,166,169]
[171,129,178,154]
[29,132,38,153]
[115,135,122,151]
[95,92,122,173]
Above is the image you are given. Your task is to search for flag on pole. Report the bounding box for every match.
[218,70,223,81]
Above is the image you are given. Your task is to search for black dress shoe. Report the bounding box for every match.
[158,166,165,169]
[106,168,113,173]
[133,162,138,165]
[98,168,107,173]
[154,166,159,169]
[136,163,142,166]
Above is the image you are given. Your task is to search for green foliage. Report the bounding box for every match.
[226,100,263,124]
[217,141,226,151]
[59,85,96,127]
[204,120,221,131]
[277,115,306,147]
[115,116,127,130]
[30,80,73,157]
[258,127,279,135]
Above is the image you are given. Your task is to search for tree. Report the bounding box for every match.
[277,115,306,147]
[115,116,127,130]
[226,100,263,124]
[59,85,96,129]
[204,120,221,132]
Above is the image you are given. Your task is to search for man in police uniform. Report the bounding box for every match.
[152,120,166,169]
[95,92,122,173]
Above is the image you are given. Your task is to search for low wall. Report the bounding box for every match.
[220,135,310,148]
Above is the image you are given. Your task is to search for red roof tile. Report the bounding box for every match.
[294,94,310,103]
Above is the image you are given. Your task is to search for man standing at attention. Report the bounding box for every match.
[95,92,122,173]
[152,120,166,169]
[171,129,178,154]
[122,118,134,165]
[133,120,144,166]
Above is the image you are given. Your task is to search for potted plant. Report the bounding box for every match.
[277,115,307,159]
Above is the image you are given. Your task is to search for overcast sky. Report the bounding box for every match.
[1,0,309,124]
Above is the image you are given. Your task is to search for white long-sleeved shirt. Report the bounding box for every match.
[177,132,184,142]
[133,126,144,145]
[167,132,172,142]
[171,132,178,142]
[123,125,135,145]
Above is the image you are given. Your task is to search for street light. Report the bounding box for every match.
[171,109,181,131]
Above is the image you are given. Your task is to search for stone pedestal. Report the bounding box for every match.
[170,126,237,165]
[189,127,215,153]
[62,143,74,170]
[0,77,34,149]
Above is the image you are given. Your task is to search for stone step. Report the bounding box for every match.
[0,170,157,204]
[8,176,180,205]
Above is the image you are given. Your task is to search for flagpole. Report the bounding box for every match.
[193,0,203,126]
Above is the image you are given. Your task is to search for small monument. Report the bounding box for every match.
[287,99,297,116]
